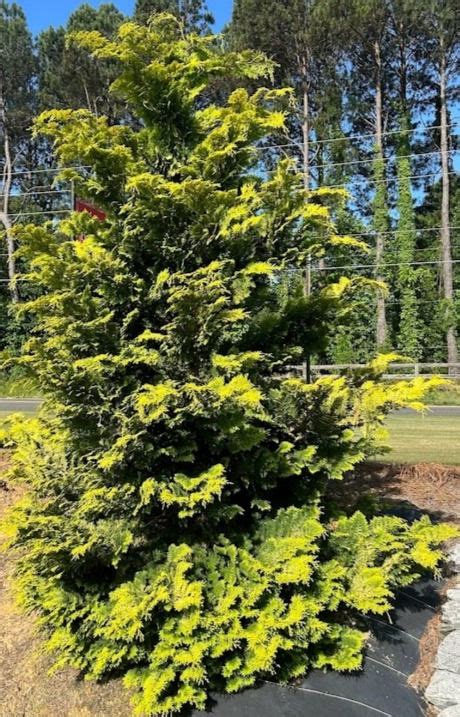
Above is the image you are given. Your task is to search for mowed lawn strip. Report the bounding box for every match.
[376,413,460,466]
[0,409,39,420]
[0,406,458,466]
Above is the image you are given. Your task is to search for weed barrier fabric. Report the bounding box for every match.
[188,504,441,716]
[191,576,440,716]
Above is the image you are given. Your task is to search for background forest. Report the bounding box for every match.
[0,0,458,366]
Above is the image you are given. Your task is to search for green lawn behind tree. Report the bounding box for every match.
[375,413,460,466]
[0,402,457,465]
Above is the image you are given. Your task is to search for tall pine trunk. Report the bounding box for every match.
[393,20,420,358]
[373,40,388,349]
[302,78,310,193]
[0,86,19,304]
[301,64,311,382]
[301,59,312,295]
[395,115,420,357]
[439,44,458,370]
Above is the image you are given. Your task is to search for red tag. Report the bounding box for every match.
[75,198,106,221]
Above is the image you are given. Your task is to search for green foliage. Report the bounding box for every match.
[370,149,391,349]
[425,380,460,406]
[0,1,36,144]
[4,15,457,717]
[0,367,39,398]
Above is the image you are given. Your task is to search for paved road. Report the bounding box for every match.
[0,399,459,417]
[0,398,42,413]
[396,405,460,416]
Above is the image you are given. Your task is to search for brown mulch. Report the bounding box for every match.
[0,456,458,716]
[408,573,458,700]
[337,461,460,523]
[409,611,442,700]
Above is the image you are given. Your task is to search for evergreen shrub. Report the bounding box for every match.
[3,15,457,716]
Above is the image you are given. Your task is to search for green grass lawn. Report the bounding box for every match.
[0,410,37,420]
[0,374,41,399]
[375,412,460,466]
[0,403,458,466]
[425,382,460,406]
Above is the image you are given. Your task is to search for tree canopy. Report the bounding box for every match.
[37,3,125,120]
[229,0,459,364]
[134,0,213,32]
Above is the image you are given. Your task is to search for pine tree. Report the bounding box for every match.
[5,15,456,717]
[37,3,125,121]
[386,0,426,358]
[419,0,459,369]
[134,0,213,32]
[229,0,356,359]
[340,0,393,349]
[415,176,460,362]
[394,115,421,357]
[0,1,36,302]
[230,0,344,190]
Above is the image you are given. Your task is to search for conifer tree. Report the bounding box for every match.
[395,116,421,357]
[5,15,456,717]
[371,151,391,348]
[134,0,213,32]
[37,3,125,121]
[419,0,459,368]
[230,0,344,189]
[415,177,460,362]
[0,1,36,302]
[327,0,393,349]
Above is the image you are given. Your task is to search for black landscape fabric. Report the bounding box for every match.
[191,576,438,717]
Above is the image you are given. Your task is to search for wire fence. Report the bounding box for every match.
[287,362,460,380]
[261,120,460,150]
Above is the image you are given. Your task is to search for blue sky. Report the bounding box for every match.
[20,0,232,34]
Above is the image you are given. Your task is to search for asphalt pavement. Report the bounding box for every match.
[0,398,42,413]
[0,398,459,417]
[395,405,460,416]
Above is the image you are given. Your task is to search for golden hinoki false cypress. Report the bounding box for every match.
[3,15,456,717]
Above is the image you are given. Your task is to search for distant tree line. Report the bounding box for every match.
[230,0,459,366]
[0,0,458,364]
